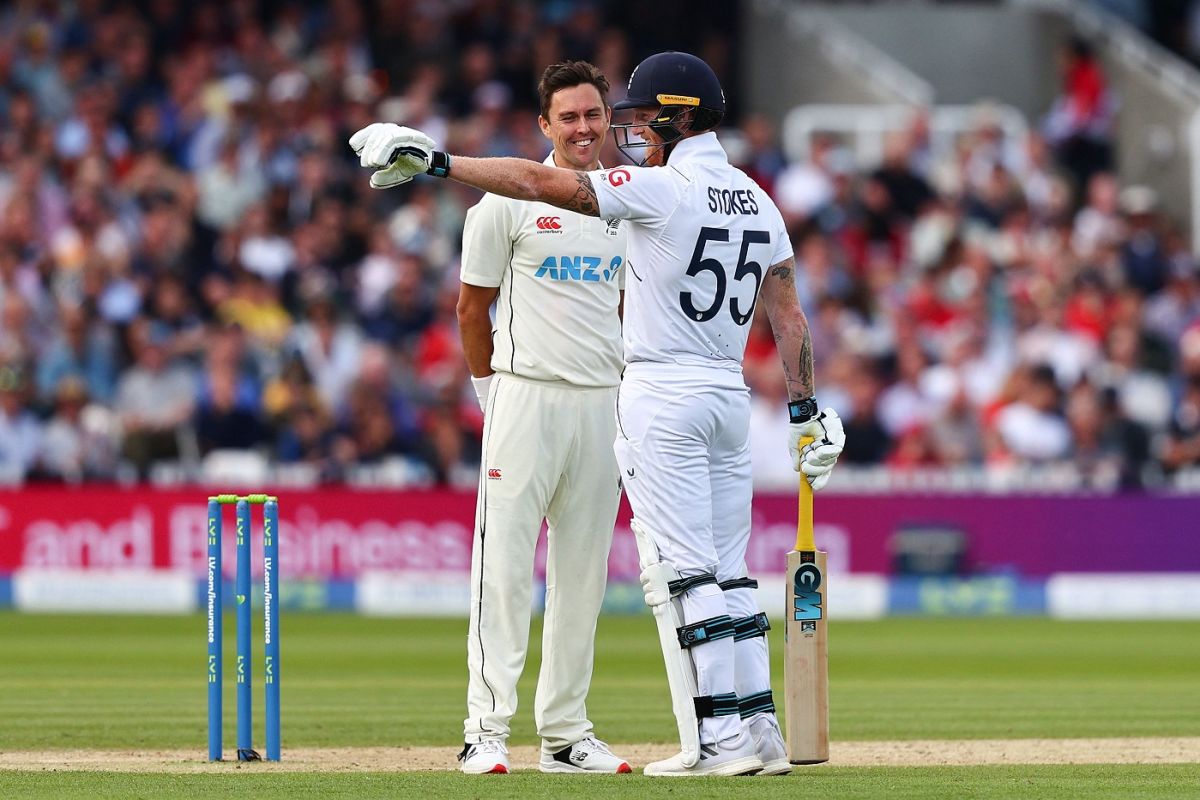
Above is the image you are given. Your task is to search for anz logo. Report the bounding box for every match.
[535,255,623,282]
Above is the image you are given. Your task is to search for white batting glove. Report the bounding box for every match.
[470,374,494,412]
[789,406,845,491]
[348,123,435,189]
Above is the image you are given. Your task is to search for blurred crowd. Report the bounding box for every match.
[0,1,1197,491]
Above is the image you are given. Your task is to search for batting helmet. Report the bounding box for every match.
[611,51,725,166]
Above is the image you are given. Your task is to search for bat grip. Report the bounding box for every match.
[796,436,815,551]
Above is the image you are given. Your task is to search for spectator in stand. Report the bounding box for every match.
[330,379,436,481]
[1017,131,1072,224]
[219,271,293,355]
[195,360,268,455]
[1015,285,1100,391]
[793,228,854,312]
[839,359,892,465]
[774,133,840,229]
[286,293,364,414]
[962,163,1023,230]
[1143,256,1200,349]
[146,274,207,363]
[1042,36,1115,194]
[1118,185,1170,296]
[360,251,436,346]
[1100,384,1151,488]
[1072,171,1124,261]
[993,363,1072,462]
[872,130,935,221]
[1092,322,1173,432]
[276,399,337,476]
[37,375,119,482]
[36,302,118,406]
[113,319,196,478]
[0,362,42,484]
[877,343,937,438]
[420,375,482,489]
[927,379,987,466]
[736,113,787,197]
[841,175,905,275]
[1160,374,1200,475]
[197,134,267,231]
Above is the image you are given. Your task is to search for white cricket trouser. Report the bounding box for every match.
[613,362,759,745]
[464,373,621,751]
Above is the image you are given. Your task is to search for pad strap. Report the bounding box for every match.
[732,612,771,641]
[718,577,759,591]
[668,573,718,597]
[738,689,777,718]
[694,692,740,718]
[677,615,735,648]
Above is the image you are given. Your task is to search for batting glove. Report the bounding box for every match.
[788,400,845,491]
[348,123,437,189]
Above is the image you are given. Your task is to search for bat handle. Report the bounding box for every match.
[796,436,815,551]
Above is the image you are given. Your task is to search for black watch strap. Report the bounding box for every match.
[426,151,452,178]
[788,397,818,424]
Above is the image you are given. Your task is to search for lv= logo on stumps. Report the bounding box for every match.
[207,494,282,762]
[784,437,830,764]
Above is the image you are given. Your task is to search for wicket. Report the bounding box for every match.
[207,493,281,762]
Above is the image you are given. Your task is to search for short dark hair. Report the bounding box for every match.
[537,60,610,119]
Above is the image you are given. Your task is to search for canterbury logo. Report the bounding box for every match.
[487,468,502,479]
[535,216,562,230]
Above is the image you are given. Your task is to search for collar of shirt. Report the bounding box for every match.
[664,131,727,167]
[545,151,605,169]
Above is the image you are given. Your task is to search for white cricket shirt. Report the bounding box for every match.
[589,133,792,370]
[461,153,627,387]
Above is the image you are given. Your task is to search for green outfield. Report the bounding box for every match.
[1,612,1198,798]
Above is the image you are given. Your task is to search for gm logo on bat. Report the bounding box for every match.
[793,562,824,631]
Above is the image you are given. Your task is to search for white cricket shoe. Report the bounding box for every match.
[539,736,632,774]
[748,714,792,775]
[458,739,509,774]
[644,730,763,777]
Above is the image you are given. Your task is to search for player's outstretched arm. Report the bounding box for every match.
[349,123,601,217]
[449,156,602,217]
[760,255,845,489]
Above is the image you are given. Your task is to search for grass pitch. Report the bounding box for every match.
[1,612,1198,797]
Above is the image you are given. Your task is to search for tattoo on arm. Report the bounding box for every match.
[763,256,814,400]
[562,172,600,216]
[779,313,814,400]
[797,328,814,399]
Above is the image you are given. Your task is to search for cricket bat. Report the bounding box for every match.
[784,436,829,764]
